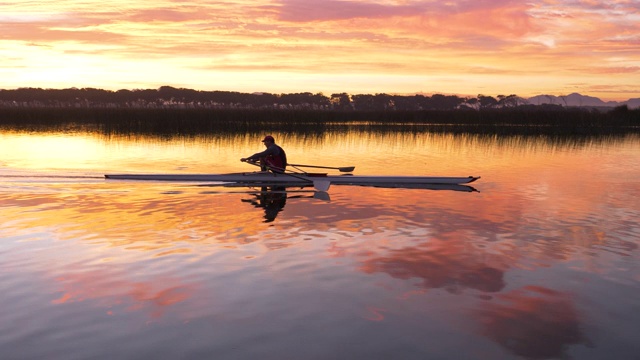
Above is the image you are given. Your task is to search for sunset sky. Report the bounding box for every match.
[1,1,639,100]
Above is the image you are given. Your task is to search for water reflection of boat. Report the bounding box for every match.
[339,182,478,192]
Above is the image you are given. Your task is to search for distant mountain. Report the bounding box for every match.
[527,93,638,108]
[626,98,640,108]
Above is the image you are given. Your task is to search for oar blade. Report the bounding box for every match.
[313,180,331,192]
[338,166,355,172]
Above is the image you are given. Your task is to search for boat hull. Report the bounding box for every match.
[105,172,480,185]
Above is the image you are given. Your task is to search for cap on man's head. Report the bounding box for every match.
[261,135,275,143]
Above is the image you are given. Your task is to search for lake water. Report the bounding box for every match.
[1,129,639,360]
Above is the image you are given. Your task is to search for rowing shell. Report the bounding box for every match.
[105,172,480,185]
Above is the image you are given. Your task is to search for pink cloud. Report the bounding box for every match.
[275,0,527,22]
[3,22,128,43]
[272,0,538,52]
[125,8,204,22]
[276,0,423,22]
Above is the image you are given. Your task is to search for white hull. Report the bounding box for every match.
[105,172,480,185]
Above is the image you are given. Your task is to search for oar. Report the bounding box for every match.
[288,163,355,173]
[287,172,330,192]
[243,161,331,192]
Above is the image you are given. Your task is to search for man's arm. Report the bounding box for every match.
[242,146,277,162]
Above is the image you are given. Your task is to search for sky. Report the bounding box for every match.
[1,0,639,101]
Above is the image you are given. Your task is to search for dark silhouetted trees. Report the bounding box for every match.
[0,87,636,120]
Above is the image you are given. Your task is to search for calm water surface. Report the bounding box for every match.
[1,130,639,360]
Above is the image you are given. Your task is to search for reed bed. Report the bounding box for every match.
[0,106,638,136]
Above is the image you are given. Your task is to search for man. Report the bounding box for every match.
[241,135,287,173]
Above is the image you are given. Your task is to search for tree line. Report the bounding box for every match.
[0,86,534,111]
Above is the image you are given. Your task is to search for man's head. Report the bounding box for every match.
[261,135,275,145]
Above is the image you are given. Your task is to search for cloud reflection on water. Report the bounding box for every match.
[475,286,590,359]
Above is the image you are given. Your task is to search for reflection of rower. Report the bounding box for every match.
[242,186,288,222]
